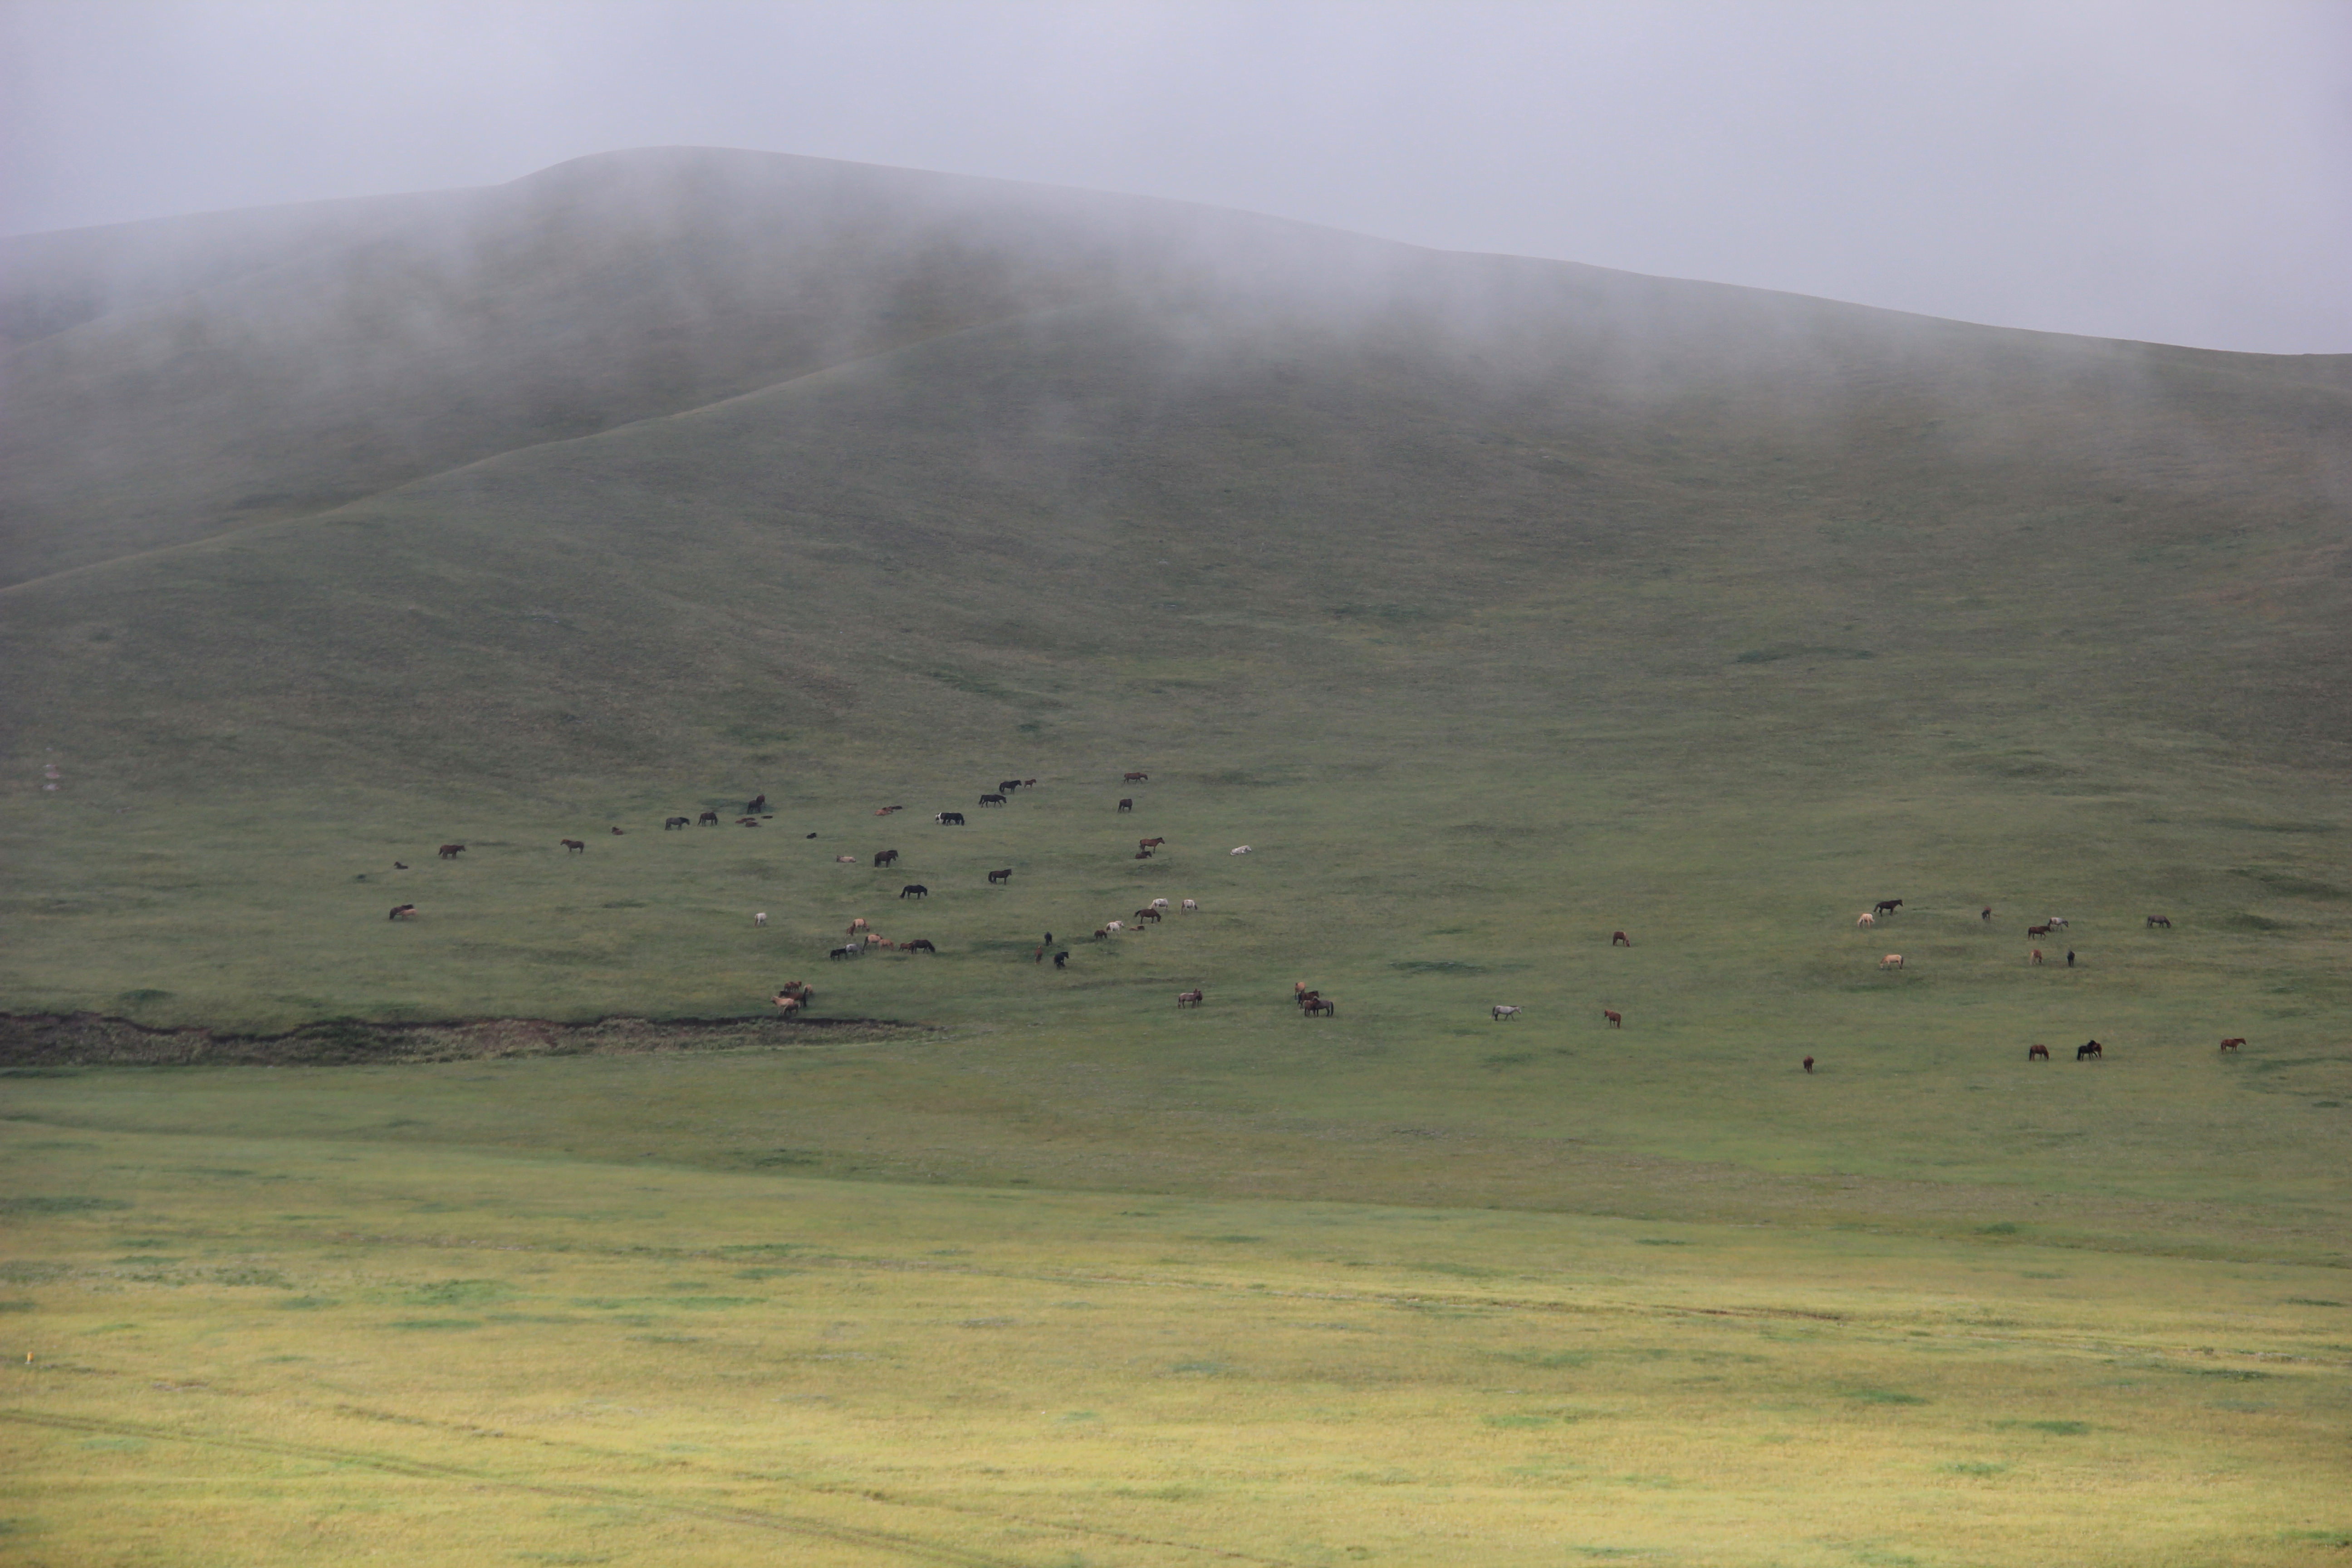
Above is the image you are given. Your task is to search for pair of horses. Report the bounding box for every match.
[2026,1040,2102,1060]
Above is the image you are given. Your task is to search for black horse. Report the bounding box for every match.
[2076,1039,2103,1060]
[900,884,928,899]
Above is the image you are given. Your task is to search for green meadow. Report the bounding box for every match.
[3,150,2347,1563]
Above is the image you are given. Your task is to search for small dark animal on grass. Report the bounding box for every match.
[980,793,1007,806]
[904,939,936,954]
[1124,771,1149,783]
[1302,996,1336,1016]
[828,945,858,961]
[2027,922,2052,938]
[736,818,760,827]
[900,884,928,899]
[2146,915,2172,928]
[698,811,720,826]
[1803,1056,1813,1072]
[936,811,965,825]
[1053,951,1068,969]
[2029,1044,2050,1061]
[2077,1040,2102,1060]
[875,849,899,868]
[877,805,905,816]
[2066,950,2076,967]
[393,861,408,870]
[388,904,416,920]
[998,779,1024,794]
[1602,1009,1622,1028]
[561,839,585,853]
[611,826,625,835]
[1611,931,1631,947]
[1982,907,1994,922]
[664,816,690,830]
[1873,899,1902,917]
[1177,989,1203,1008]
[988,868,1012,884]
[1117,798,1133,813]
[1138,837,1166,850]
[747,795,767,814]
[1134,848,1154,859]
[2220,1037,2244,1052]
[437,843,465,859]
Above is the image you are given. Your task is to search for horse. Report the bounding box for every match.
[387,904,416,920]
[875,850,900,868]
[611,825,626,835]
[1491,1004,1522,1021]
[1230,846,1251,855]
[1873,899,1903,917]
[663,817,691,830]
[1117,798,1133,813]
[754,912,767,927]
[2045,916,2068,931]
[904,939,936,954]
[2220,1037,2244,1052]
[1149,898,1170,909]
[560,839,585,853]
[876,805,904,816]
[1134,907,1161,922]
[437,843,465,859]
[988,868,1012,884]
[835,855,858,863]
[1138,837,1166,850]
[1053,951,1068,969]
[936,811,965,826]
[1881,954,1904,970]
[393,862,408,870]
[1611,931,1631,946]
[1981,907,1994,922]
[979,793,1007,807]
[2027,923,2053,938]
[1105,921,1123,933]
[698,811,720,826]
[1302,996,1336,1016]
[2029,1044,2050,1061]
[1177,989,1203,1009]
[747,795,767,814]
[900,884,928,899]
[1134,848,1154,859]
[736,817,761,827]
[2030,949,2043,965]
[2077,1040,2102,1060]
[1602,1009,1622,1028]
[1123,772,1149,783]
[776,980,812,1003]
[828,945,858,961]
[1857,912,1876,928]
[2146,915,2172,928]
[998,780,1024,794]
[1181,899,1197,911]
[848,918,868,932]
[1803,1056,1814,1072]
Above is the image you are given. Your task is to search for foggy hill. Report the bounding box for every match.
[3,146,2348,798]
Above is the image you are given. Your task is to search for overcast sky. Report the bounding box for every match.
[3,0,2346,353]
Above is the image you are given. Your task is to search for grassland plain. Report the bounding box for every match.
[4,1124,2350,1568]
[4,150,2350,1563]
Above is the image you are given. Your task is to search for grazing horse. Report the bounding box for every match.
[773,995,801,1017]
[1134,907,1161,922]
[2026,923,2052,938]
[1149,898,1171,909]
[1981,907,1994,922]
[664,816,691,830]
[849,917,869,932]
[876,805,904,816]
[754,912,767,926]
[2220,1037,2244,1052]
[1611,931,1631,946]
[2146,915,2172,928]
[698,811,720,826]
[1105,921,1123,932]
[875,849,900,868]
[1881,954,1904,970]
[900,884,928,899]
[2030,949,2043,965]
[1117,798,1134,813]
[1602,1009,1622,1028]
[828,945,858,961]
[1857,912,1876,928]
[1874,899,1903,917]
[2077,1040,2102,1060]
[1803,1056,1814,1072]
[936,811,965,825]
[747,795,767,814]
[1123,772,1149,783]
[998,780,1024,794]
[1181,899,1197,911]
[1053,951,1068,969]
[904,939,936,954]
[1177,989,1203,1009]
[1302,996,1336,1016]
[387,904,416,920]
[561,839,585,853]
[2029,1043,2050,1060]
[988,868,1012,884]
[979,793,1007,806]
[1491,1004,1522,1021]
[437,843,466,859]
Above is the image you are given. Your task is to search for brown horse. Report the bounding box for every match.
[610,825,625,835]
[2146,915,2173,928]
[2027,922,2053,938]
[1123,772,1149,783]
[1602,1009,1622,1028]
[2220,1037,2244,1052]
[1134,907,1161,922]
[387,904,416,920]
[437,843,465,859]
[1117,798,1133,813]
[2028,1043,2050,1061]
[1611,931,1631,946]
[1134,848,1154,859]
[698,811,720,826]
[560,839,585,853]
[1176,989,1203,1008]
[2030,949,2043,965]
[1302,996,1336,1016]
[1803,1056,1813,1072]
[1138,837,1166,850]
[875,849,900,868]
[988,868,1012,884]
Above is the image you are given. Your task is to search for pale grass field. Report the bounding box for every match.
[3,1119,2347,1568]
